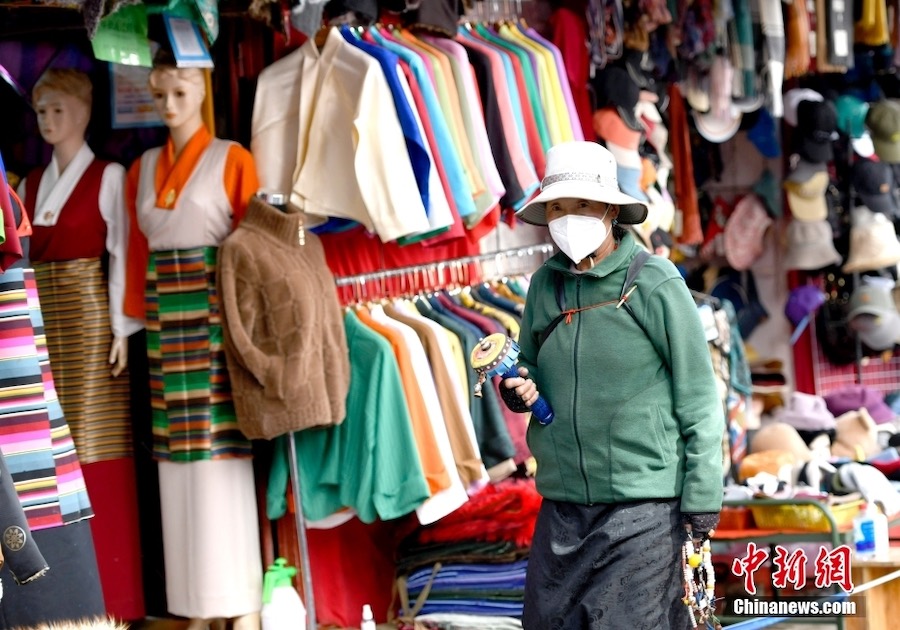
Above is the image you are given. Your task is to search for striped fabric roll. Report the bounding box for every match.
[33,258,132,464]
[0,268,92,531]
[146,247,251,461]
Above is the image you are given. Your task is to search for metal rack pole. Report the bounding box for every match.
[288,435,317,630]
[333,243,555,287]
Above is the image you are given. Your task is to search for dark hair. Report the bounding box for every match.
[151,47,178,71]
[612,223,627,243]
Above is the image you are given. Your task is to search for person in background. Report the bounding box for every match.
[502,141,725,628]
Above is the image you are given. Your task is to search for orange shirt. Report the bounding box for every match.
[123,126,258,318]
[354,306,451,496]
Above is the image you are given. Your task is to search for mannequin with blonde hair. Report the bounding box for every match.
[18,67,146,619]
[123,51,262,630]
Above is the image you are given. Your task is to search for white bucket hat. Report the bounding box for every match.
[843,206,900,273]
[516,142,649,226]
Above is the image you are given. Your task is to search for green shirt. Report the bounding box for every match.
[267,310,430,523]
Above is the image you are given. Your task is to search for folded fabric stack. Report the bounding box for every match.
[394,478,541,627]
[406,560,528,618]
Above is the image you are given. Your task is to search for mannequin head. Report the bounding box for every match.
[33,69,92,147]
[148,51,206,133]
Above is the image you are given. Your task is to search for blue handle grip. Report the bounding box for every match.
[498,365,555,425]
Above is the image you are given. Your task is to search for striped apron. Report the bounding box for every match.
[145,246,251,461]
[33,257,132,464]
[0,268,92,530]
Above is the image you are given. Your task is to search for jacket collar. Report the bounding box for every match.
[545,232,641,278]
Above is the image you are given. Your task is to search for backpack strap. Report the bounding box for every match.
[617,250,670,371]
[539,250,653,349]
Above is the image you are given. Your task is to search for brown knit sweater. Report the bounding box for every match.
[218,197,349,439]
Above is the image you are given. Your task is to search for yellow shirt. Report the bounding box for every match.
[502,24,575,143]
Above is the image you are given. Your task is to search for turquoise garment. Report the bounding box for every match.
[369,27,477,220]
[517,233,725,513]
[267,310,430,524]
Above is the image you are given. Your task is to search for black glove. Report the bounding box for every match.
[499,382,531,414]
[683,512,720,544]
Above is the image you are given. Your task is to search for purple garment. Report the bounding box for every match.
[437,293,504,336]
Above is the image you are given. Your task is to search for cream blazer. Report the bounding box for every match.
[253,29,430,243]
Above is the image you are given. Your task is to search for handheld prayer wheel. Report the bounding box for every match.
[469,333,554,425]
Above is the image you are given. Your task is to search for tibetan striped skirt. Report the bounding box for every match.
[33,258,132,464]
[0,268,92,530]
[146,247,250,461]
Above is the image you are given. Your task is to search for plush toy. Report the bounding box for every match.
[831,408,881,460]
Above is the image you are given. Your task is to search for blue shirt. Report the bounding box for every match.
[340,26,431,214]
[369,27,477,220]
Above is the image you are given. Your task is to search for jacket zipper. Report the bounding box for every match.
[572,276,590,498]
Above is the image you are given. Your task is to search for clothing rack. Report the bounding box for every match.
[333,243,555,294]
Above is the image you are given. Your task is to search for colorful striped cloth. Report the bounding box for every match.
[145,247,250,461]
[33,257,132,463]
[0,268,92,530]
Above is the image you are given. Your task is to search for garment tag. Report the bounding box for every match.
[833,30,849,58]
[698,304,719,342]
[673,209,683,238]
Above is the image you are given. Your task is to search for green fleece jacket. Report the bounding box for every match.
[519,234,724,513]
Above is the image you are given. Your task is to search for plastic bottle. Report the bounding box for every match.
[360,603,376,630]
[261,558,307,630]
[853,502,890,560]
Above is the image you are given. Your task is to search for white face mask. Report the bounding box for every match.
[548,212,611,264]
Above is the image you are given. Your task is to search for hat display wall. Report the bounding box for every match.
[636,101,674,171]
[750,422,815,462]
[866,99,900,163]
[852,133,877,159]
[783,220,843,270]
[516,141,648,225]
[795,99,839,163]
[784,284,827,344]
[836,94,870,138]
[747,107,781,158]
[592,66,642,131]
[824,385,896,424]
[724,194,773,270]
[784,170,830,221]
[846,281,900,351]
[852,159,900,216]
[831,409,881,459]
[593,107,642,150]
[774,392,837,432]
[753,169,783,217]
[842,206,900,273]
[783,88,824,127]
[693,56,742,143]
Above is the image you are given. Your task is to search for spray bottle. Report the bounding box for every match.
[360,603,376,630]
[853,502,889,560]
[261,558,307,630]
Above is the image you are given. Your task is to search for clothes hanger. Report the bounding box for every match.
[313,25,330,50]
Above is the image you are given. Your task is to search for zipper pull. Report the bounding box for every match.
[297,217,305,246]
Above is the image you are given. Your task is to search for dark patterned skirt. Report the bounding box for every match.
[522,498,691,630]
[146,247,250,461]
[34,257,132,463]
